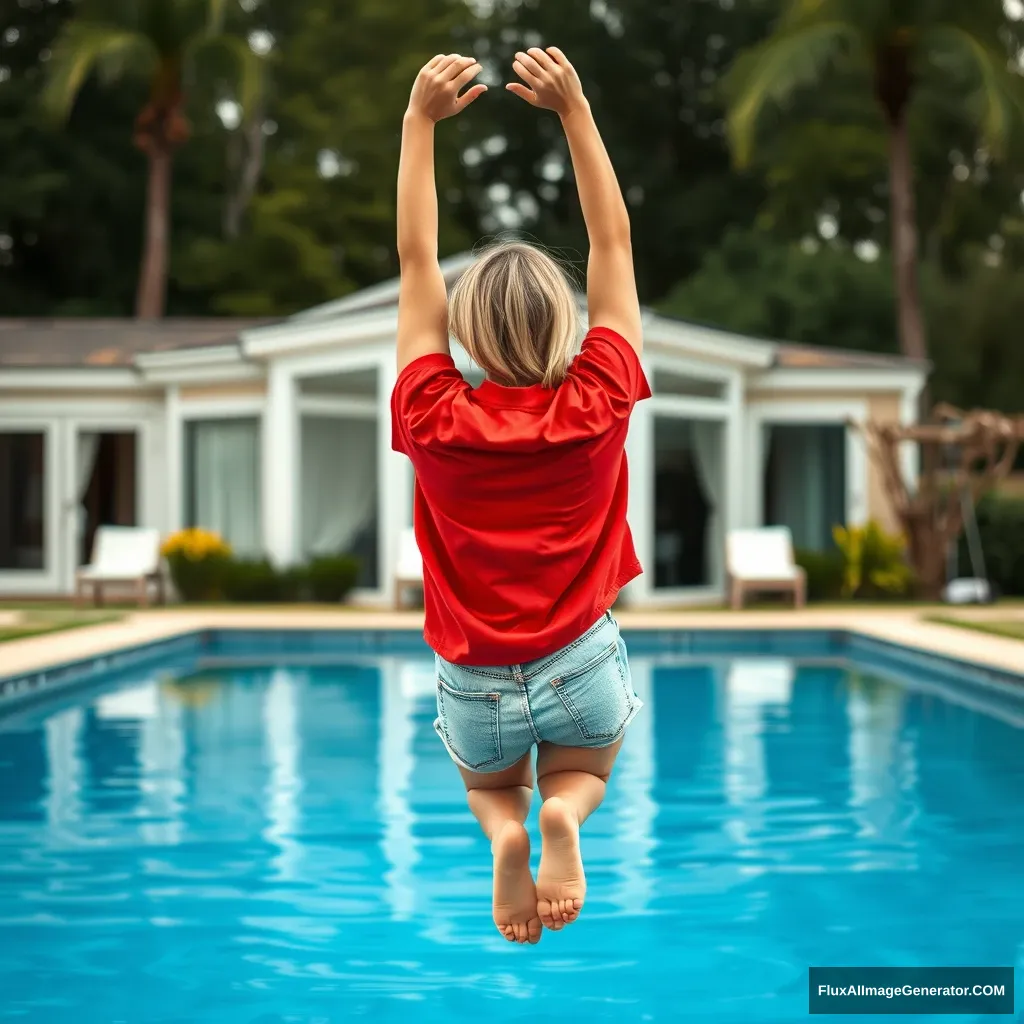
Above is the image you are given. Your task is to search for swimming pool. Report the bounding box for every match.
[0,631,1021,1022]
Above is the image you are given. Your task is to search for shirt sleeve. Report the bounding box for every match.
[391,352,466,455]
[569,326,652,419]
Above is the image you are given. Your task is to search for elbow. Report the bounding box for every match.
[592,217,632,253]
[397,241,435,268]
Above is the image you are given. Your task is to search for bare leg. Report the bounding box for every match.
[534,738,622,930]
[458,753,541,945]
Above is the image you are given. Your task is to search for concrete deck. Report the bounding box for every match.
[0,607,1021,681]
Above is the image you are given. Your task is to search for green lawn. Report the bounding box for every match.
[926,616,1024,643]
[0,610,123,645]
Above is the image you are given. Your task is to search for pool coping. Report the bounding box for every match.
[0,609,1021,716]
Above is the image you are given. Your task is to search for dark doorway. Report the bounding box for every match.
[0,432,46,571]
[79,433,138,565]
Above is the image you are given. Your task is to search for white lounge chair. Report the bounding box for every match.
[726,527,806,611]
[394,527,423,609]
[75,526,165,608]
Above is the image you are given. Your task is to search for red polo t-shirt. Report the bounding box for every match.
[391,325,651,665]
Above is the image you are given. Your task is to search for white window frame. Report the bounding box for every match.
[625,356,744,608]
[0,399,162,595]
[746,399,870,533]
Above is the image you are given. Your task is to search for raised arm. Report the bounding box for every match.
[508,47,642,354]
[396,54,486,373]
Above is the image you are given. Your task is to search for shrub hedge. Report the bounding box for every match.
[168,548,361,604]
[961,494,1024,597]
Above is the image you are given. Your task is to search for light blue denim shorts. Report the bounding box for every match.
[433,612,643,774]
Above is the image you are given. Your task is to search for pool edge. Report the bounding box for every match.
[0,623,1020,717]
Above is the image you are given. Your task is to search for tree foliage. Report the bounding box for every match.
[0,0,1022,416]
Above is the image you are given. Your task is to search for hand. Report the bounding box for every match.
[407,53,486,123]
[507,47,587,118]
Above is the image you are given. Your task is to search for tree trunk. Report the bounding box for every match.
[224,107,265,239]
[135,144,173,320]
[886,115,927,365]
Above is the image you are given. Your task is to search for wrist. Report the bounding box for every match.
[558,98,591,124]
[404,108,435,129]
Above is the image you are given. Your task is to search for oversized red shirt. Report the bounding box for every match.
[391,325,651,665]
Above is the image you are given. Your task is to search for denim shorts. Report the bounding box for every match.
[433,612,643,774]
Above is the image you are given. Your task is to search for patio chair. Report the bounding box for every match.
[725,527,807,611]
[75,526,165,608]
[394,527,423,610]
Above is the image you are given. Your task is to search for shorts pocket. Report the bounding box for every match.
[550,640,636,743]
[435,674,502,770]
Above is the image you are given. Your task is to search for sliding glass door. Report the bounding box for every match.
[653,416,725,591]
[185,419,262,556]
[0,426,59,592]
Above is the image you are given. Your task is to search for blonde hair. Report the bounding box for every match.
[448,240,578,388]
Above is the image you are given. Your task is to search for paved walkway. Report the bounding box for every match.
[0,607,1021,680]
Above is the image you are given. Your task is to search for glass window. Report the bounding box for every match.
[185,419,262,556]
[763,425,846,552]
[300,416,379,588]
[0,432,46,571]
[652,369,725,400]
[653,418,724,589]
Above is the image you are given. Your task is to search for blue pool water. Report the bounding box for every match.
[0,642,1021,1022]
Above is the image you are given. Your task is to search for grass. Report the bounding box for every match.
[926,616,1024,643]
[0,610,123,645]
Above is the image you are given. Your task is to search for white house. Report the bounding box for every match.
[0,253,927,606]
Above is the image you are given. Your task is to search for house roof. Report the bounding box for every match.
[0,253,925,376]
[0,318,270,368]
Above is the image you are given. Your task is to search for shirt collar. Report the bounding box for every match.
[473,378,554,409]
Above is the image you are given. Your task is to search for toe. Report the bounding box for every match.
[537,899,554,928]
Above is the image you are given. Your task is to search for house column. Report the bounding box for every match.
[165,385,184,534]
[899,383,923,493]
[263,365,299,565]
[724,373,748,531]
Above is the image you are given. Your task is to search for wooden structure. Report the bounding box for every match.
[854,405,1024,598]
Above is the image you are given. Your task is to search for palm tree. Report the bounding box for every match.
[726,1,1024,364]
[44,0,261,319]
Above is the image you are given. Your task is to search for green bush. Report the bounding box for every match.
[168,549,363,605]
[305,554,361,603]
[833,521,915,600]
[166,551,231,602]
[963,494,1024,597]
[795,548,845,602]
[221,558,287,603]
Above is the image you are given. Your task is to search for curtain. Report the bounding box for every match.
[300,417,377,557]
[691,422,724,586]
[769,429,809,549]
[768,427,844,551]
[76,432,101,544]
[190,419,261,555]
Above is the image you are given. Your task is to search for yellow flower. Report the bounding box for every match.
[161,528,232,561]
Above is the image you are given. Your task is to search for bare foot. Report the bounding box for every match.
[492,821,542,944]
[536,797,585,930]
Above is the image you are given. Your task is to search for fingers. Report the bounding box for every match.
[453,61,483,90]
[439,54,476,82]
[545,46,570,68]
[425,53,447,71]
[514,50,545,83]
[512,61,543,91]
[456,83,487,109]
[526,46,558,73]
[505,82,538,105]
